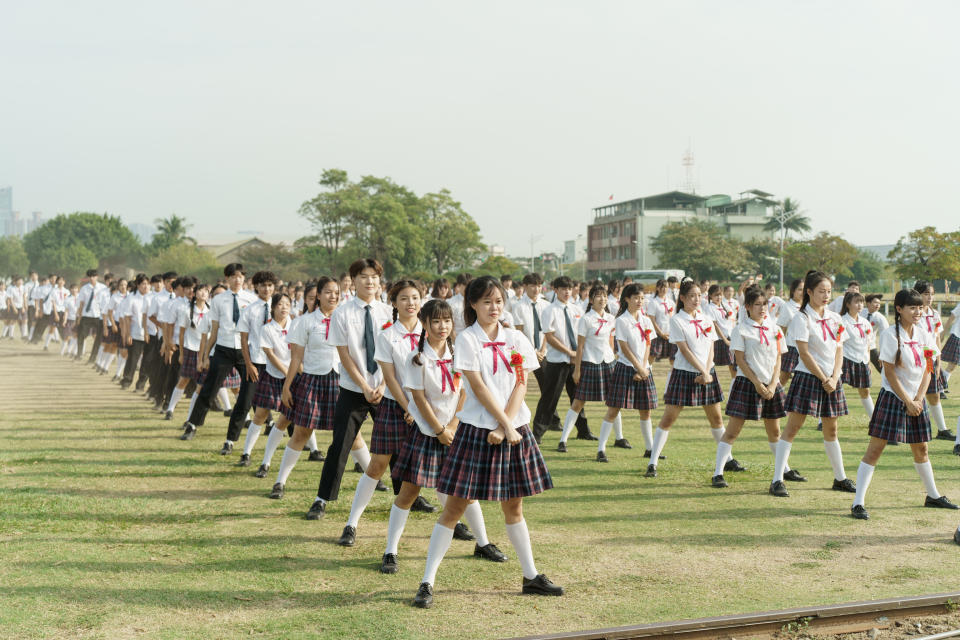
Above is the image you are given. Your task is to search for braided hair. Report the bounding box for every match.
[413,299,454,366]
[388,279,425,324]
[892,288,923,366]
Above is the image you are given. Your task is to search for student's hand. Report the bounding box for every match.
[198,355,208,372]
[701,371,713,385]
[906,398,923,417]
[164,349,172,365]
[760,384,775,400]
[125,336,132,347]
[403,412,415,425]
[486,427,505,445]
[572,368,581,385]
[822,377,836,393]
[536,349,546,363]
[437,428,454,446]
[281,387,293,409]
[694,373,704,385]
[504,427,522,445]
[144,334,150,345]
[245,362,260,383]
[102,326,109,337]
[754,381,767,397]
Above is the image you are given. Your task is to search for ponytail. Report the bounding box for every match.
[799,270,829,314]
[894,311,902,367]
[412,327,427,366]
[616,283,642,318]
[675,280,697,314]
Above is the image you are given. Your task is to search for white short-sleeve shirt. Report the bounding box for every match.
[789,306,848,376]
[177,303,209,352]
[328,296,394,394]
[238,298,271,364]
[447,294,466,334]
[646,295,675,337]
[730,321,786,384]
[879,324,938,397]
[950,305,960,339]
[403,341,461,437]
[576,308,615,364]
[511,293,549,350]
[615,310,653,369]
[706,301,734,339]
[841,313,871,364]
[208,288,259,349]
[288,309,340,376]
[869,310,890,349]
[77,282,107,318]
[123,293,148,341]
[920,308,943,340]
[669,309,718,373]
[541,299,583,364]
[374,320,423,401]
[454,322,538,431]
[260,317,293,379]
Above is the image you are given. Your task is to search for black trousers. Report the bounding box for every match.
[76,317,100,358]
[532,367,561,427]
[533,360,589,441]
[30,313,53,344]
[870,348,882,374]
[137,338,159,391]
[188,345,251,429]
[122,339,146,386]
[159,347,181,406]
[147,339,168,400]
[225,362,265,442]
[316,388,383,502]
[86,321,104,363]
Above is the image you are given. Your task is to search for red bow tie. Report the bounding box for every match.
[321,317,330,339]
[437,358,455,393]
[853,322,865,338]
[483,341,510,374]
[816,318,836,341]
[754,324,770,346]
[594,318,608,336]
[404,332,420,351]
[905,340,923,367]
[690,318,706,338]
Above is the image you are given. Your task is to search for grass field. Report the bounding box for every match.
[3,339,960,640]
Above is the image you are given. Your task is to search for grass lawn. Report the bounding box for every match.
[2,340,960,640]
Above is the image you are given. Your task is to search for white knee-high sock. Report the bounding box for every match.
[823,439,847,481]
[422,523,455,586]
[261,425,286,465]
[613,414,624,440]
[435,492,447,508]
[559,409,578,443]
[640,418,653,451]
[463,501,490,547]
[186,391,199,418]
[275,446,302,485]
[68,337,76,354]
[217,388,232,411]
[351,445,371,471]
[60,338,69,355]
[944,369,952,383]
[915,461,941,499]
[385,505,410,555]
[860,395,874,418]
[306,431,319,452]
[650,427,669,465]
[242,422,264,456]
[166,387,185,413]
[853,461,875,507]
[505,519,538,580]
[115,356,126,376]
[768,441,790,472]
[955,416,960,445]
[714,441,733,477]
[345,474,380,528]
[103,352,116,370]
[711,427,725,443]
[931,403,947,432]
[44,331,54,348]
[597,420,614,452]
[773,440,792,483]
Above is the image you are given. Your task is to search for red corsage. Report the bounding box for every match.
[776,331,783,342]
[923,347,936,373]
[704,326,712,334]
[836,325,844,337]
[866,327,871,334]
[381,321,392,330]
[453,371,462,391]
[509,350,525,384]
[726,311,734,319]
[936,321,943,330]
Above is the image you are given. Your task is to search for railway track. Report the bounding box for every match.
[510,591,960,640]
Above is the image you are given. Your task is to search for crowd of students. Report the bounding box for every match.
[6,262,960,607]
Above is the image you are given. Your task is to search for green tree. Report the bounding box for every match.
[421,189,485,274]
[742,237,781,279]
[888,226,960,281]
[475,255,521,278]
[0,236,30,277]
[149,215,195,254]
[649,218,750,280]
[849,247,887,284]
[238,241,313,283]
[763,197,812,238]
[44,244,98,281]
[148,244,222,284]
[23,212,142,274]
[783,232,857,279]
[297,169,356,274]
[345,175,427,275]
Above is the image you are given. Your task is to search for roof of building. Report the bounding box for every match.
[200,237,268,260]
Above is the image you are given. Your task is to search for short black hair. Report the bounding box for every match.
[224,263,245,277]
[551,276,573,289]
[150,274,163,284]
[85,269,98,278]
[162,271,178,281]
[865,293,883,303]
[521,273,543,286]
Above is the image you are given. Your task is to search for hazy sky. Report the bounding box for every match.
[2,1,957,256]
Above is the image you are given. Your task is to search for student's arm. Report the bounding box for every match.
[825,345,844,392]
[379,361,409,414]
[795,340,828,383]
[883,360,928,416]
[261,346,287,378]
[411,388,451,443]
[240,332,259,382]
[544,332,575,358]
[199,321,218,369]
[462,370,516,445]
[771,352,782,387]
[178,326,186,353]
[675,340,709,380]
[142,312,150,344]
[734,350,771,398]
[336,345,382,403]
[618,339,647,380]
[572,335,585,383]
[281,344,305,408]
[649,317,666,340]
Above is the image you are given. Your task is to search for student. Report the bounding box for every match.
[429,278,451,302]
[97,279,126,374]
[828,281,860,314]
[866,294,889,374]
[447,274,471,334]
[411,276,561,608]
[380,299,505,575]
[777,279,804,387]
[511,273,557,429]
[60,283,79,357]
[705,284,737,379]
[849,288,958,520]
[914,281,954,442]
[120,275,151,389]
[501,274,516,300]
[75,269,105,360]
[666,275,680,307]
[167,283,211,419]
[764,282,784,320]
[531,275,594,444]
[840,291,875,420]
[712,288,802,488]
[158,276,195,412]
[772,271,855,498]
[606,279,621,315]
[647,279,676,362]
[558,284,618,458]
[603,283,659,459]
[644,281,741,478]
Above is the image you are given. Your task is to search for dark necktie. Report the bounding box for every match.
[564,306,576,348]
[232,293,240,323]
[84,287,94,312]
[363,305,377,374]
[531,301,542,349]
[263,301,269,324]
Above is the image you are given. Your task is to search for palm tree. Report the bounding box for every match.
[151,214,195,252]
[763,197,812,238]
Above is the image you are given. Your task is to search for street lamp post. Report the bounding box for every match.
[775,205,800,294]
[530,234,542,274]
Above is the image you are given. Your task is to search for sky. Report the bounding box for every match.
[2,1,957,257]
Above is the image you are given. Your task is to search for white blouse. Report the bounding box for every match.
[788,306,847,376]
[615,310,653,369]
[669,309,718,374]
[403,341,461,437]
[288,309,340,376]
[260,317,293,379]
[730,321,786,384]
[879,324,938,397]
[841,313,871,365]
[576,308,616,364]
[374,320,423,401]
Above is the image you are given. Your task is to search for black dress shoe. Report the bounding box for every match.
[237,453,250,467]
[644,464,657,478]
[816,421,823,431]
[925,495,960,510]
[411,496,436,513]
[575,432,598,441]
[643,450,666,460]
[832,478,856,493]
[180,425,196,441]
[954,444,960,456]
[937,429,956,441]
[613,438,632,449]
[163,410,173,421]
[522,573,564,596]
[724,458,745,472]
[596,451,608,463]
[255,464,269,478]
[219,442,234,456]
[269,483,284,499]
[474,543,508,562]
[556,442,567,453]
[954,528,960,546]
[711,474,728,488]
[453,522,475,541]
[783,469,807,482]
[769,481,789,497]
[851,504,870,520]
[223,409,232,417]
[413,582,433,608]
[375,480,388,492]
[337,525,356,546]
[353,462,363,473]
[380,553,398,574]
[305,499,325,520]
[308,449,325,462]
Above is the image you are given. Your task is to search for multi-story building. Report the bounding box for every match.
[0,187,12,236]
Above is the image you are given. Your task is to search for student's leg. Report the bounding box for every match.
[314,390,373,505]
[562,365,592,437]
[852,437,887,510]
[186,347,233,427]
[532,361,567,441]
[715,416,745,478]
[821,417,849,483]
[927,393,950,436]
[773,412,806,484]
[857,387,874,418]
[559,398,585,444]
[225,359,257,444]
[344,452,392,529]
[241,406,272,457]
[649,405,682,466]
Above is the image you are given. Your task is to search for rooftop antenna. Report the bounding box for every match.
[681,142,697,194]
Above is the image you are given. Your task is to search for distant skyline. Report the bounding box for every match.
[2,1,957,257]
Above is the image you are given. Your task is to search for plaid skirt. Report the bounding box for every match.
[606,361,658,410]
[781,346,799,374]
[942,334,960,365]
[663,368,723,407]
[370,397,412,455]
[394,427,447,489]
[926,362,948,395]
[725,376,786,420]
[102,329,119,345]
[714,340,733,366]
[784,371,848,418]
[437,423,553,502]
[841,358,872,389]
[651,337,677,361]
[253,371,285,411]
[180,349,199,379]
[63,319,76,337]
[868,388,931,444]
[195,363,242,388]
[574,361,614,402]
[285,371,339,430]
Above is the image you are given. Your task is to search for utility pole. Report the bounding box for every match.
[775,205,800,293]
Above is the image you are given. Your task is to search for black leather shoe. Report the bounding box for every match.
[380,553,398,574]
[237,453,251,467]
[305,499,325,520]
[411,496,436,513]
[180,425,196,441]
[644,464,657,478]
[219,442,234,456]
[474,543,507,562]
[613,438,632,449]
[353,462,363,473]
[223,409,232,417]
[851,504,870,520]
[724,458,745,472]
[954,444,960,456]
[832,478,856,493]
[575,432,598,441]
[413,582,433,608]
[643,450,666,460]
[925,495,960,510]
[255,464,269,478]
[711,474,728,488]
[337,525,356,547]
[556,442,567,453]
[783,469,807,482]
[769,481,789,497]
[308,449,325,462]
[596,451,608,463]
[269,483,284,499]
[937,429,956,441]
[163,410,173,421]
[453,522,475,541]
[954,528,960,546]
[375,480,388,492]
[522,573,564,596]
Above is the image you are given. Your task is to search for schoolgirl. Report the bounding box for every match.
[380,299,505,575]
[98,279,127,375]
[829,281,860,314]
[411,276,560,608]
[839,291,875,420]
[645,281,740,478]
[167,283,211,420]
[773,271,855,498]
[705,284,737,379]
[849,288,958,520]
[429,278,451,302]
[914,280,954,441]
[712,288,801,489]
[764,282,784,320]
[866,294,889,374]
[606,279,621,315]
[647,279,676,362]
[60,283,79,357]
[603,283,659,459]
[120,275,151,389]
[335,279,427,547]
[777,279,804,387]
[9,276,26,339]
[558,284,619,459]
[448,274,470,334]
[339,272,354,303]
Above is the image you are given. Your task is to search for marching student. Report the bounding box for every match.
[511,273,558,431]
[28,274,53,345]
[137,274,165,398]
[849,288,958,520]
[776,279,804,387]
[120,275,151,389]
[914,280,954,442]
[88,273,114,368]
[647,279,676,362]
[606,279,621,315]
[772,271,855,498]
[644,281,742,478]
[764,282,784,320]
[74,269,105,360]
[705,284,737,379]
[158,277,195,411]
[166,283,211,419]
[146,272,178,410]
[339,272,354,303]
[866,294,889,374]
[557,284,619,459]
[411,276,561,609]
[602,283,659,459]
[99,279,127,374]
[10,276,27,339]
[448,274,470,334]
[60,283,79,357]
[828,281,860,314]
[501,274,516,300]
[379,299,505,575]
[840,291,875,420]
